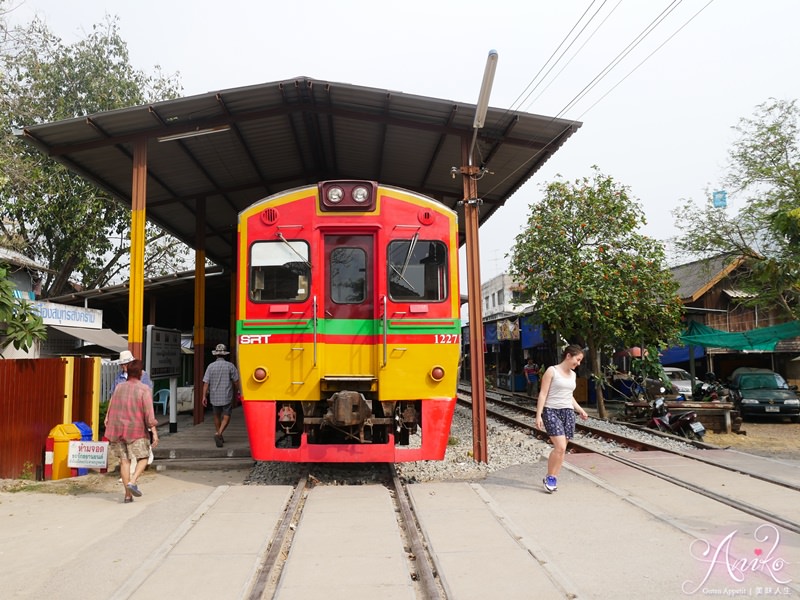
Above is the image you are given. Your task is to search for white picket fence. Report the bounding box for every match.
[100,361,119,403]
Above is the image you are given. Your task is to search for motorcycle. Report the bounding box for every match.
[647,396,706,441]
[692,372,730,403]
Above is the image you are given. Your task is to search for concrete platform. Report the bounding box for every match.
[6,406,799,599]
[122,485,293,600]
[152,406,254,470]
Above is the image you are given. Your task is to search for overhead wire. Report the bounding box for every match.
[553,0,685,121]
[520,0,623,114]
[574,0,716,121]
[477,1,609,167]
[508,0,610,115]
[481,0,716,198]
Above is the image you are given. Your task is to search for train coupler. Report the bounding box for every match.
[327,390,372,426]
[278,404,297,432]
[396,405,418,434]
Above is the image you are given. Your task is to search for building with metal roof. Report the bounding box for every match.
[16,75,581,415]
[16,76,581,271]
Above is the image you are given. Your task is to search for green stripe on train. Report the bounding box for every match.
[237,318,460,336]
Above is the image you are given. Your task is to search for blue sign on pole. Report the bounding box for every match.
[712,190,727,208]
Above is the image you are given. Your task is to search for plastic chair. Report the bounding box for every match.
[153,389,169,415]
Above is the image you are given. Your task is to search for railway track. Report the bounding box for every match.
[247,470,309,599]
[16,396,800,599]
[248,465,445,599]
[457,388,710,452]
[459,387,800,536]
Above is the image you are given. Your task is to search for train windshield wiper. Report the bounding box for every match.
[389,264,417,292]
[277,232,311,269]
[398,233,419,279]
[391,233,419,292]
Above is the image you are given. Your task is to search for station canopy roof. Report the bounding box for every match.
[16,76,581,270]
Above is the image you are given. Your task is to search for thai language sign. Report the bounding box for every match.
[31,301,102,329]
[67,441,109,468]
[146,325,181,378]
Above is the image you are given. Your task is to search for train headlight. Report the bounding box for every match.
[352,185,369,203]
[319,180,376,211]
[429,366,445,382]
[253,367,269,383]
[327,186,344,203]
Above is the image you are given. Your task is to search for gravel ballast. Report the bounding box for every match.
[245,402,704,486]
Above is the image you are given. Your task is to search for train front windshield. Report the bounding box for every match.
[249,240,311,302]
[387,238,448,302]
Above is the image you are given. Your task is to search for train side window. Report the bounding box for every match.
[249,240,310,302]
[387,239,448,302]
[330,247,366,304]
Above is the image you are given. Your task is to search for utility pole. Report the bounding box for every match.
[461,50,497,464]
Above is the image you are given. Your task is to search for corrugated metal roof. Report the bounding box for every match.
[722,288,755,299]
[671,254,743,302]
[0,247,50,272]
[46,266,231,334]
[16,76,580,269]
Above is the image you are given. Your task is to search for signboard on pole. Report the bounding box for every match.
[145,325,181,379]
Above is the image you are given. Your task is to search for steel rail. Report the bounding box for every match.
[456,394,668,452]
[389,465,444,599]
[480,386,800,492]
[592,449,800,535]
[459,389,800,535]
[248,471,309,600]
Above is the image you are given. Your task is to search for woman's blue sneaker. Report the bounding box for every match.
[543,475,557,493]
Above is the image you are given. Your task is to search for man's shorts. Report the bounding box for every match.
[541,407,576,439]
[212,402,233,417]
[109,437,151,461]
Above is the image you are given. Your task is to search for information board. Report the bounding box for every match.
[67,440,109,468]
[145,325,181,379]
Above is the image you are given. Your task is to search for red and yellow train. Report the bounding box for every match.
[236,180,460,462]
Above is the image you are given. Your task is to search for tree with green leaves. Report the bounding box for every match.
[0,10,188,297]
[0,264,46,355]
[508,168,684,418]
[674,98,800,319]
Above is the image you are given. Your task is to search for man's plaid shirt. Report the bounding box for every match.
[105,379,158,442]
[203,358,240,406]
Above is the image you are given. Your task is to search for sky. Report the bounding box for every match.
[6,0,800,287]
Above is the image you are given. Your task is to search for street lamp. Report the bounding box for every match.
[469,50,498,163]
[462,50,498,463]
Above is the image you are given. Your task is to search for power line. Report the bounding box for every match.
[575,0,716,121]
[554,0,685,120]
[511,0,611,115]
[483,1,716,198]
[504,1,603,116]
[521,0,623,114]
[480,1,609,167]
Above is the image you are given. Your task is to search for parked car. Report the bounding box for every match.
[662,367,693,399]
[728,368,800,421]
[642,367,693,399]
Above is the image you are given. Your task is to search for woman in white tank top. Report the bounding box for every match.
[535,345,588,493]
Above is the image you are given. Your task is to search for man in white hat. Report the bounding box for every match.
[112,350,153,393]
[202,343,241,447]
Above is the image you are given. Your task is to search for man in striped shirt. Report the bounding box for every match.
[202,344,241,448]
